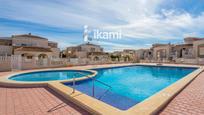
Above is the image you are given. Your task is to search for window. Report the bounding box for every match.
[21,44,27,46]
[91,48,95,52]
[27,56,33,59]
[198,46,204,58]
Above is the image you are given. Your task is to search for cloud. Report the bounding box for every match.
[1,0,204,51]
[0,0,164,28]
[104,9,204,40]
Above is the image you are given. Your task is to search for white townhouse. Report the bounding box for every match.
[64,42,111,64]
[65,42,104,59]
[0,33,60,59]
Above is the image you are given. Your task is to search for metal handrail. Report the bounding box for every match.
[77,72,112,88]
[72,75,76,93]
[72,72,112,100]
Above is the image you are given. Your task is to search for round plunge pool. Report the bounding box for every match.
[9,70,94,82]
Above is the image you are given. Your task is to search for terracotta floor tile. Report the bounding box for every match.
[0,87,90,115]
[160,72,204,115]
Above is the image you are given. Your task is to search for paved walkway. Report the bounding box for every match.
[0,87,90,115]
[0,71,13,76]
[160,72,204,115]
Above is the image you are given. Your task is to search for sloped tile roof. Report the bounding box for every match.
[15,46,52,52]
[12,34,48,40]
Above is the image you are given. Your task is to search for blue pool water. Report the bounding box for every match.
[10,70,92,82]
[64,65,196,110]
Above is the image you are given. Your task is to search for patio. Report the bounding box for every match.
[160,72,204,115]
[0,86,89,115]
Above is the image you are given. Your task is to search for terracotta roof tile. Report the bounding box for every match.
[15,46,52,52]
[12,34,48,40]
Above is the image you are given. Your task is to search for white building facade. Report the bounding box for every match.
[0,33,60,59]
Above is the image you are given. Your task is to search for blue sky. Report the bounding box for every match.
[1,0,204,52]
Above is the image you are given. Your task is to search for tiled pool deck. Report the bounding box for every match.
[0,86,89,115]
[159,71,204,115]
[0,64,203,115]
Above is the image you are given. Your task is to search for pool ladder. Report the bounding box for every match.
[72,72,112,100]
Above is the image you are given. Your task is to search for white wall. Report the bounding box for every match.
[50,48,60,58]
[193,40,204,58]
[0,56,11,71]
[80,44,103,52]
[75,51,87,58]
[0,56,69,71]
[12,37,49,48]
[153,45,172,60]
[0,45,12,56]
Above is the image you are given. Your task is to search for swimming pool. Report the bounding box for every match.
[64,65,196,110]
[9,70,93,82]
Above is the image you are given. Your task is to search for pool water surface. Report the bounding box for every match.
[65,65,196,110]
[10,70,92,82]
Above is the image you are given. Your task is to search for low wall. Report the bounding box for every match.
[0,56,69,71]
[21,59,68,70]
[140,58,204,65]
[0,56,11,71]
[175,58,204,65]
[1,56,203,72]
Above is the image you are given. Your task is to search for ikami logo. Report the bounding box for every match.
[83,25,122,42]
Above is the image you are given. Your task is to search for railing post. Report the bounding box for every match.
[72,75,76,93]
[92,78,95,97]
[77,72,112,99]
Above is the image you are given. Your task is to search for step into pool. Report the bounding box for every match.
[64,65,196,110]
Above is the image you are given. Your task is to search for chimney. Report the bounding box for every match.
[28,33,31,35]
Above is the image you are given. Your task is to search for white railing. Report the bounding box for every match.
[0,55,204,72]
[178,58,204,65]
[72,72,112,100]
[0,56,69,71]
[0,56,12,71]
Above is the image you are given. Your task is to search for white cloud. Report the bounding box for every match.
[1,0,204,51]
[104,9,204,40]
[0,0,164,28]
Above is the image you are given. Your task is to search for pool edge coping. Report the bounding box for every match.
[45,64,204,115]
[0,68,97,87]
[0,63,203,115]
[127,65,204,115]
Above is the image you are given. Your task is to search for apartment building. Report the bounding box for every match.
[136,37,204,64]
[0,37,12,56]
[152,43,174,61]
[64,42,111,64]
[0,33,60,59]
